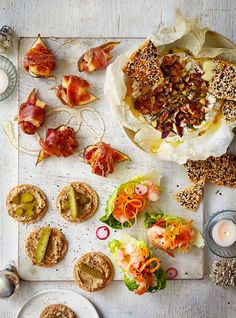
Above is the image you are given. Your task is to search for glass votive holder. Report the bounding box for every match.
[204,210,236,258]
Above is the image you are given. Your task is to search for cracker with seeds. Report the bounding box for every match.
[208,60,236,101]
[174,178,205,212]
[184,154,236,187]
[223,100,236,123]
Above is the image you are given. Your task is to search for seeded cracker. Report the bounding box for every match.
[123,40,164,90]
[174,178,205,212]
[208,60,236,102]
[223,100,236,123]
[184,154,236,187]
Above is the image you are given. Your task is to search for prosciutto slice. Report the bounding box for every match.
[53,75,97,108]
[83,142,129,177]
[78,42,120,73]
[24,34,56,78]
[18,89,46,135]
[37,126,78,164]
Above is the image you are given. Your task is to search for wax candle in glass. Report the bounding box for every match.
[212,219,236,247]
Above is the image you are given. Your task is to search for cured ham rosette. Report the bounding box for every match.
[17,89,46,135]
[53,75,97,107]
[144,212,204,257]
[24,34,56,78]
[100,170,161,228]
[78,42,120,73]
[83,142,130,177]
[109,234,167,295]
[37,125,78,164]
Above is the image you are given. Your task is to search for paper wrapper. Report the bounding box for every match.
[105,10,236,164]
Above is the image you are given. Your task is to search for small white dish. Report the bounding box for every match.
[16,289,99,318]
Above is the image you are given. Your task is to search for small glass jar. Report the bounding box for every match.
[0,25,13,53]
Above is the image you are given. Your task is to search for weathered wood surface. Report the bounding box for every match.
[0,1,236,317]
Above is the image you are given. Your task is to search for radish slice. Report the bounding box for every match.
[166,268,178,280]
[135,184,147,195]
[96,226,110,240]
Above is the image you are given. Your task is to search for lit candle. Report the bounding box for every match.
[0,69,9,94]
[212,219,236,247]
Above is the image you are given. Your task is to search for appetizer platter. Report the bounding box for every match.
[11,34,204,282]
[4,11,236,293]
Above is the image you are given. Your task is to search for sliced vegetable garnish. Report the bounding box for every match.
[145,212,204,255]
[20,192,34,203]
[79,263,105,279]
[166,268,178,280]
[108,234,166,295]
[69,185,79,220]
[100,170,160,229]
[96,226,110,240]
[34,227,51,264]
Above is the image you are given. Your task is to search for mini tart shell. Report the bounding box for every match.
[39,304,76,318]
[25,227,68,267]
[6,184,48,224]
[56,182,98,223]
[73,252,114,292]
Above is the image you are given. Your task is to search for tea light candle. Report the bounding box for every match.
[212,219,236,247]
[0,69,9,94]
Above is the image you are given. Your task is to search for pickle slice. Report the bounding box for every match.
[79,263,105,279]
[34,227,51,264]
[12,196,20,204]
[77,195,90,206]
[69,186,79,220]
[23,203,34,210]
[20,192,34,203]
[15,207,24,216]
[25,209,34,217]
[61,200,70,210]
[33,200,39,208]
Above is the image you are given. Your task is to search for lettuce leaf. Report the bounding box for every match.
[144,212,205,249]
[124,274,139,291]
[144,212,164,228]
[100,170,161,229]
[108,234,167,293]
[148,268,167,292]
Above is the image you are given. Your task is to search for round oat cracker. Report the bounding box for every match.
[56,182,98,223]
[73,252,114,292]
[25,227,68,267]
[6,184,48,224]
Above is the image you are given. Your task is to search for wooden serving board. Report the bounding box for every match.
[17,37,203,281]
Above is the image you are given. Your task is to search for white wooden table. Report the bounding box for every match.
[0,1,236,317]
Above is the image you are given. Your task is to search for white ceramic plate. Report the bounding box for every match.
[16,289,99,318]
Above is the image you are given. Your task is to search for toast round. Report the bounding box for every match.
[6,184,48,224]
[39,304,76,318]
[25,227,68,267]
[56,182,98,223]
[73,252,114,292]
